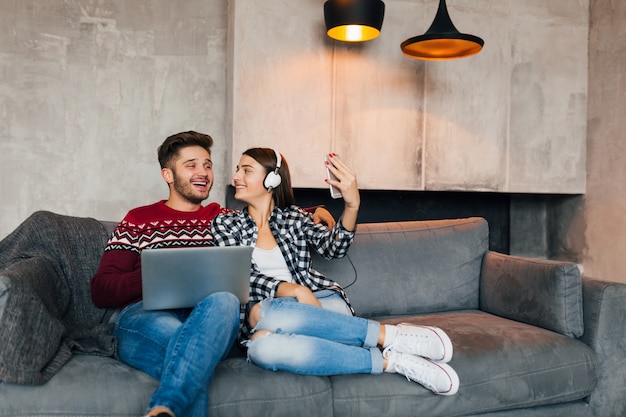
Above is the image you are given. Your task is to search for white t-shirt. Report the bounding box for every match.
[253,246,293,283]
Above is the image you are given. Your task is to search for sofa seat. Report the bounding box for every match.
[1,352,338,417]
[206,311,597,417]
[1,354,158,416]
[0,310,596,417]
[329,311,597,417]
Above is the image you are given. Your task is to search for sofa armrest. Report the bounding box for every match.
[579,276,626,417]
[480,251,583,338]
[0,257,72,385]
[1,255,118,385]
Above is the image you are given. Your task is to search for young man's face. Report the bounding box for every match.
[165,145,214,204]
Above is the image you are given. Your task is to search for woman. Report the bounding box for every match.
[211,148,459,395]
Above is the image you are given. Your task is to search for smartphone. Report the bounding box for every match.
[324,154,343,199]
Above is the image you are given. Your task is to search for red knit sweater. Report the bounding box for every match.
[90,200,230,308]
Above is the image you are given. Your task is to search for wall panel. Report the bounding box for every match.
[229,0,588,194]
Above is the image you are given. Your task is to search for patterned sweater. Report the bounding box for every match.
[90,200,229,308]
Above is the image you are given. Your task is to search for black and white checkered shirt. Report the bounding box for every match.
[211,205,356,340]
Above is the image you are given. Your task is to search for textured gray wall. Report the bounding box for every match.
[585,0,626,283]
[229,0,588,194]
[0,0,231,239]
[0,0,588,239]
[3,0,623,287]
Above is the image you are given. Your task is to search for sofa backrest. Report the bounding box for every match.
[101,220,118,237]
[311,217,489,318]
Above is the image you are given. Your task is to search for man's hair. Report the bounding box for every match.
[243,148,296,209]
[157,131,214,169]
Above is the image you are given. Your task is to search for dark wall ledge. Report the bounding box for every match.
[226,186,584,263]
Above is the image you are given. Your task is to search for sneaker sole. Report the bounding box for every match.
[432,361,460,396]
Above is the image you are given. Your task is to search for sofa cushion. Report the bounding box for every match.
[209,358,333,417]
[0,258,73,385]
[0,211,113,329]
[0,354,334,417]
[480,252,584,338]
[331,311,597,417]
[312,218,489,318]
[0,355,156,416]
[0,314,598,417]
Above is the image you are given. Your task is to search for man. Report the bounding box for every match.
[90,131,334,417]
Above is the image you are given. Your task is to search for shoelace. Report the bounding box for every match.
[394,360,439,393]
[382,345,394,359]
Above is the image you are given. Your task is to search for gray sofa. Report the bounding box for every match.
[1,211,625,417]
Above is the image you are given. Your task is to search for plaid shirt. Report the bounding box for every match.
[211,205,356,340]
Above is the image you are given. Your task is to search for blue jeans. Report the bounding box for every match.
[114,292,240,417]
[246,291,384,375]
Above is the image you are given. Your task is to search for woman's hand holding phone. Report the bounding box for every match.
[325,154,343,199]
[324,153,360,231]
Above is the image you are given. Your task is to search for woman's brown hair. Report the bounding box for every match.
[242,148,296,209]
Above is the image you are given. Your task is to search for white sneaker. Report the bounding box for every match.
[385,348,459,396]
[391,323,453,363]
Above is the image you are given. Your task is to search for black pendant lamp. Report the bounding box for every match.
[401,0,484,60]
[324,0,385,42]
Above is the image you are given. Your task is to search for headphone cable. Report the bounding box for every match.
[341,253,358,290]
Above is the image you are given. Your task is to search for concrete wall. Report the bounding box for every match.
[229,0,588,193]
[1,0,623,286]
[0,0,231,238]
[584,0,626,284]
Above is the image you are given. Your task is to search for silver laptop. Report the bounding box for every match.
[141,245,253,310]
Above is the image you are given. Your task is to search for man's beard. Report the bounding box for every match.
[172,172,211,204]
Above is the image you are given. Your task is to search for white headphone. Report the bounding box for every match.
[263,149,282,192]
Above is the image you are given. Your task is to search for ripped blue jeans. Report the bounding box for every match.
[246,290,384,375]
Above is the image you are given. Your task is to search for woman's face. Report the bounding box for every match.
[233,154,269,203]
